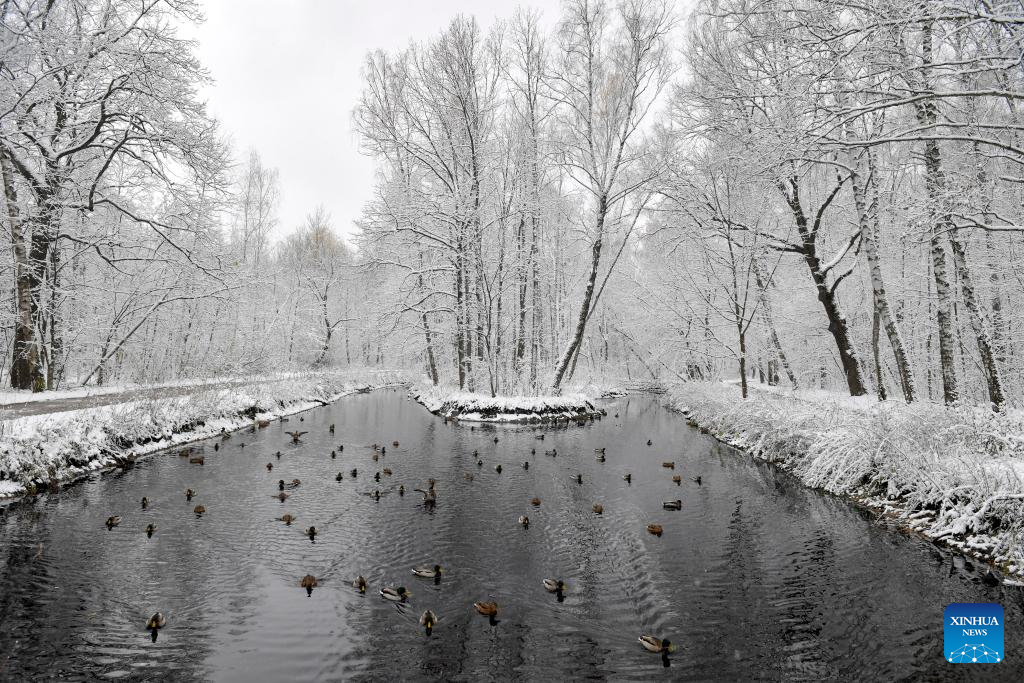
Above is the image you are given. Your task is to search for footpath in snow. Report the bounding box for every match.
[0,371,403,499]
[411,384,605,423]
[668,382,1024,579]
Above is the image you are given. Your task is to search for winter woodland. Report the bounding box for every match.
[2,0,1023,409]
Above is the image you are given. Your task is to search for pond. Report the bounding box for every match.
[0,389,1020,681]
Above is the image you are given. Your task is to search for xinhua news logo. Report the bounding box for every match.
[944,603,1004,664]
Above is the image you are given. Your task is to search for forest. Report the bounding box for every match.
[2,0,1022,408]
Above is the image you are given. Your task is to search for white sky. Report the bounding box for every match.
[191,0,562,241]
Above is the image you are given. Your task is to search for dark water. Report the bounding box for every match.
[1,389,1021,682]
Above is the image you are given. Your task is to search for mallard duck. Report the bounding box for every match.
[531,448,535,455]
[623,473,632,483]
[186,488,196,501]
[350,468,358,478]
[279,514,297,525]
[647,524,663,536]
[420,609,438,636]
[476,459,483,467]
[474,601,498,625]
[662,461,675,469]
[339,444,345,452]
[306,526,317,540]
[596,454,606,463]
[289,479,301,488]
[692,476,702,486]
[576,474,583,485]
[373,489,382,500]
[194,505,206,515]
[399,485,405,496]
[646,439,652,446]
[141,496,150,510]
[286,431,307,443]
[392,440,400,447]
[531,497,541,506]
[105,516,121,529]
[301,574,318,596]
[592,503,603,515]
[257,419,270,428]
[518,515,530,528]
[381,446,387,455]
[354,575,368,593]
[220,428,231,440]
[278,479,286,491]
[639,635,676,654]
[179,448,191,457]
[145,523,156,537]
[544,449,557,456]
[535,434,545,440]
[672,475,682,485]
[372,453,380,462]
[336,472,343,482]
[594,447,605,454]
[189,456,204,465]
[276,492,289,502]
[213,443,219,452]
[275,451,282,459]
[374,471,381,482]
[523,461,530,470]
[543,578,567,599]
[331,450,337,459]
[329,423,335,433]
[266,462,273,472]
[383,468,393,476]
[464,473,474,481]
[493,436,499,443]
[412,564,443,580]
[494,464,502,474]
[663,500,682,510]
[380,586,410,602]
[146,612,166,631]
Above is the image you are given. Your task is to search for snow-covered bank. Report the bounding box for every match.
[411,385,605,423]
[668,382,1024,577]
[0,371,403,499]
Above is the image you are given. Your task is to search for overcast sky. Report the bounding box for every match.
[191,1,562,242]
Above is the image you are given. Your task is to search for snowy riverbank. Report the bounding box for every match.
[0,372,400,499]
[411,385,605,423]
[668,382,1024,578]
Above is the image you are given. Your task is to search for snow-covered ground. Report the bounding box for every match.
[668,381,1024,577]
[0,370,406,499]
[411,384,605,422]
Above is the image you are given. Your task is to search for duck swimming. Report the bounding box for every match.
[662,461,675,469]
[522,461,529,469]
[647,524,663,536]
[420,610,438,636]
[380,586,410,602]
[336,472,343,481]
[194,505,206,516]
[543,578,567,601]
[592,503,603,515]
[663,500,682,510]
[145,523,156,537]
[105,516,121,529]
[141,497,149,510]
[279,514,297,525]
[301,574,318,596]
[306,526,317,540]
[518,515,530,528]
[494,464,502,474]
[146,612,166,641]
[531,497,541,506]
[186,488,196,501]
[412,565,442,582]
[647,439,652,446]
[189,456,204,465]
[474,601,499,625]
[692,476,702,486]
[276,492,289,502]
[266,462,273,472]
[639,635,676,654]
[354,576,368,593]
[623,473,632,483]
[287,431,308,443]
[672,475,682,485]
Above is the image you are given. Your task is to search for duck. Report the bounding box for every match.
[278,479,286,491]
[576,474,583,485]
[647,439,652,446]
[301,574,318,596]
[189,456,205,465]
[279,514,297,525]
[493,436,499,443]
[146,612,166,640]
[213,443,219,452]
[266,462,273,472]
[257,419,270,428]
[639,635,676,654]
[286,431,307,444]
[336,472,344,482]
[412,564,443,581]
[523,461,530,470]
[596,454,606,463]
[692,476,702,486]
[414,488,437,506]
[339,444,344,452]
[544,449,557,456]
[672,475,682,485]
[592,504,603,515]
[373,489,382,501]
[494,464,502,474]
[105,516,121,529]
[392,441,400,447]
[594,447,605,454]
[399,485,405,496]
[647,524,663,536]
[275,451,282,459]
[372,453,380,462]
[145,523,156,538]
[383,468,393,476]
[354,575,368,593]
[380,586,410,602]
[375,471,381,482]
[331,450,337,459]
[420,610,438,636]
[535,434,545,440]
[194,505,206,516]
[464,473,474,481]
[186,488,196,501]
[329,423,335,433]
[623,473,632,483]
[306,526,317,540]
[276,492,289,502]
[663,500,682,510]
[543,578,567,600]
[220,428,231,440]
[518,515,530,528]
[476,459,483,468]
[662,461,675,469]
[141,496,150,510]
[474,601,499,625]
[531,448,535,455]
[350,468,358,478]
[531,497,541,507]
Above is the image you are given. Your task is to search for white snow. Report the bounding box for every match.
[410,384,604,423]
[668,381,1024,575]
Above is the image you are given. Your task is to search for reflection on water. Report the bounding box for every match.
[1,389,1021,681]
